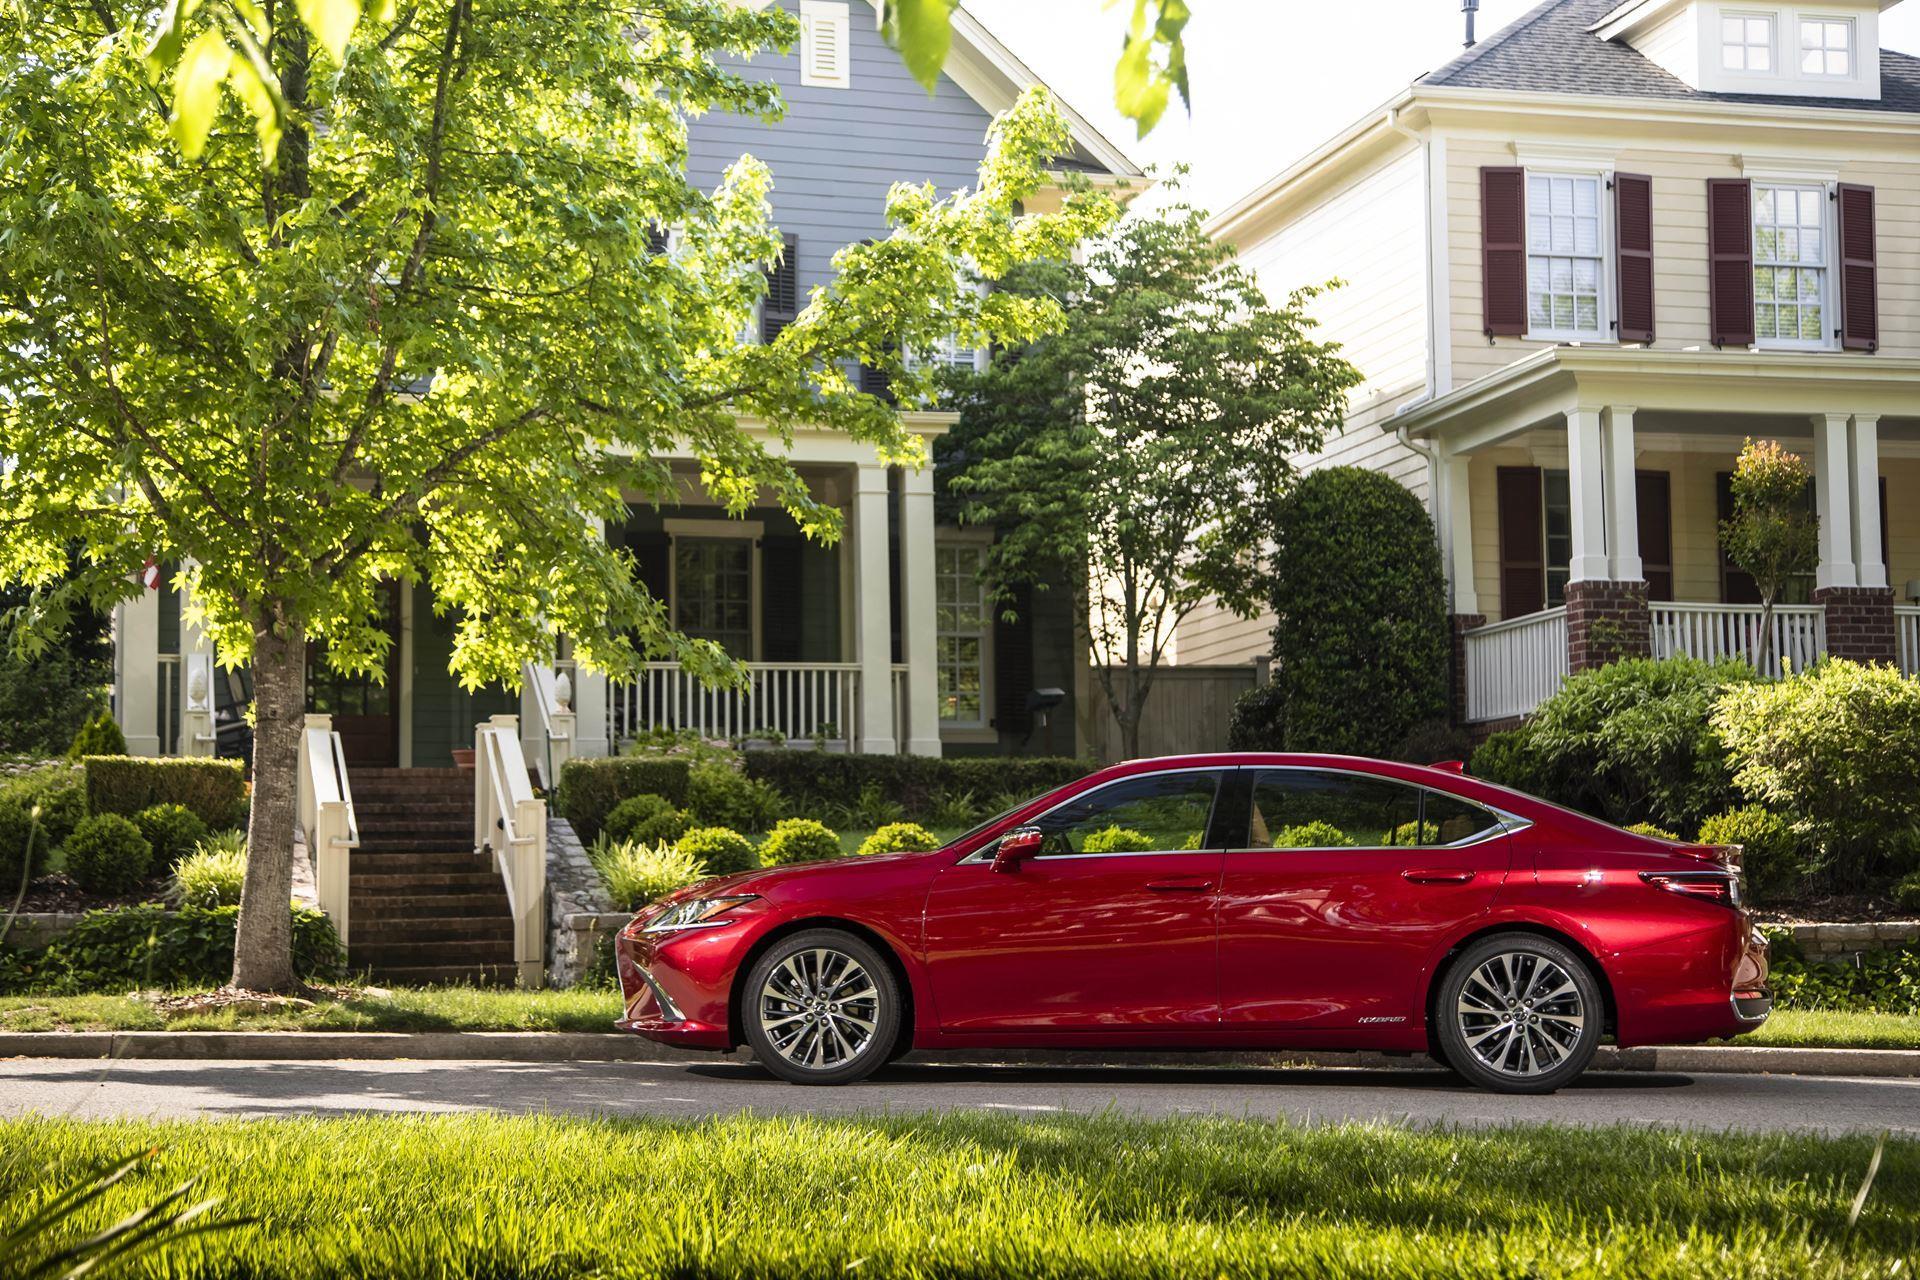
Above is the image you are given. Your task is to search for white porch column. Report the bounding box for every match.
[899,465,941,757]
[1812,413,1857,590]
[1565,407,1609,583]
[1602,405,1642,583]
[1437,448,1479,616]
[852,463,896,754]
[116,578,162,756]
[1851,414,1887,591]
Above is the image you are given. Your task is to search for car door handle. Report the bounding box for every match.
[1402,868,1477,884]
[1145,877,1215,892]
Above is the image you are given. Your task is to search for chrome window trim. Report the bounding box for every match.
[957,766,1228,865]
[1232,764,1525,853]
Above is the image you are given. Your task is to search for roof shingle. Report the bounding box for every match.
[1422,0,1920,113]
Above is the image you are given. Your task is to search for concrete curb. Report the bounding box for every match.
[2,1032,1917,1077]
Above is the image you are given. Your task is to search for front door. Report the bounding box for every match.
[923,768,1227,1033]
[1217,767,1512,1028]
[307,583,401,768]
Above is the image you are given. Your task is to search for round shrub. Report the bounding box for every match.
[1269,467,1449,758]
[169,832,247,908]
[675,826,758,876]
[134,802,210,869]
[63,813,154,896]
[1271,821,1353,849]
[604,794,694,847]
[1387,819,1437,846]
[857,822,942,857]
[1483,656,1756,832]
[1893,871,1920,914]
[1625,822,1679,841]
[1076,825,1154,855]
[0,796,53,893]
[761,818,844,866]
[1697,805,1814,903]
[686,763,785,833]
[1226,681,1285,751]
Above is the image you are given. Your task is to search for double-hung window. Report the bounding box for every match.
[1753,183,1829,348]
[935,543,989,728]
[1525,173,1606,341]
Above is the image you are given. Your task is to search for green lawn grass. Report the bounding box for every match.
[1738,1008,1920,1050]
[2,1113,1913,1278]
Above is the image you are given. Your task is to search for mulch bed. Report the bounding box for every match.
[7,873,170,915]
[1753,892,1912,926]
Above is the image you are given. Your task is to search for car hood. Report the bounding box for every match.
[663,847,945,904]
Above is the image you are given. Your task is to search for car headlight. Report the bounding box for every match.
[642,895,758,934]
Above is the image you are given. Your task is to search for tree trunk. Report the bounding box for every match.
[1119,665,1151,761]
[1755,594,1776,676]
[230,616,306,992]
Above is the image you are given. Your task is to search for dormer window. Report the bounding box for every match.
[1798,18,1853,76]
[1721,13,1775,70]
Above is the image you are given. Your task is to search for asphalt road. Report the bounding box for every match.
[4,1056,1919,1133]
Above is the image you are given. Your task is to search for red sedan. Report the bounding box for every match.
[613,754,1771,1093]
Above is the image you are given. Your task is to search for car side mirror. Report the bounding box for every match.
[992,827,1044,873]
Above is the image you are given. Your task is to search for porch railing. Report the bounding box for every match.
[475,715,547,988]
[1898,606,1920,678]
[520,660,576,789]
[1650,602,1825,679]
[1463,608,1568,723]
[297,713,359,945]
[609,662,860,748]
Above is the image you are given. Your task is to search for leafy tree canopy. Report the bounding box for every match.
[941,180,1361,758]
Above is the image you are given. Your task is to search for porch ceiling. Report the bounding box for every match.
[1397,347,1920,455]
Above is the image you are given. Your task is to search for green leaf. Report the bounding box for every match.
[169,29,233,159]
[878,0,957,92]
[1113,31,1169,137]
[295,0,361,64]
[142,0,189,81]
[226,57,281,162]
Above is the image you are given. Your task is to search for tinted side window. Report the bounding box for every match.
[1420,790,1503,846]
[1245,770,1422,849]
[1031,771,1223,855]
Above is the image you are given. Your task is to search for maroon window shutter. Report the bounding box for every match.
[1481,167,1527,337]
[1707,179,1754,347]
[1837,183,1878,351]
[761,234,798,343]
[1496,466,1545,619]
[1635,470,1672,601]
[1614,173,1655,343]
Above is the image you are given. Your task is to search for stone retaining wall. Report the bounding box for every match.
[1787,920,1920,962]
[545,816,629,988]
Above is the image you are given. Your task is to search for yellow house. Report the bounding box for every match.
[1191,0,1920,726]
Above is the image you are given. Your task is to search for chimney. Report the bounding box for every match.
[1463,0,1480,47]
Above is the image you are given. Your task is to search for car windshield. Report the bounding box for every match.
[949,797,1039,849]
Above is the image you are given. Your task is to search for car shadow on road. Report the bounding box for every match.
[684,1061,1698,1092]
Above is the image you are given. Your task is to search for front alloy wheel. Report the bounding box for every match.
[743,929,900,1085]
[1436,934,1602,1094]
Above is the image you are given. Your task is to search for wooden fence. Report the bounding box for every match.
[1086,665,1258,762]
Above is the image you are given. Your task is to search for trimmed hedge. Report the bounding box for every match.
[83,755,246,830]
[741,752,1090,822]
[63,814,153,895]
[676,827,757,876]
[0,902,345,993]
[135,802,211,868]
[760,818,843,867]
[556,757,692,843]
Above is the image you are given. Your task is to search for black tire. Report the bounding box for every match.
[742,929,901,1086]
[1434,933,1602,1095]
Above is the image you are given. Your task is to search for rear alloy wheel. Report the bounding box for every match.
[743,929,900,1086]
[1436,933,1602,1094]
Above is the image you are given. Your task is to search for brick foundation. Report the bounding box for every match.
[1563,579,1652,673]
[1813,585,1897,665]
[1449,613,1485,728]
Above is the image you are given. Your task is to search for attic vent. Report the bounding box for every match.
[801,1,851,88]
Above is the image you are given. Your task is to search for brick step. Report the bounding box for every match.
[351,918,515,943]
[352,799,474,816]
[352,790,471,806]
[351,964,518,986]
[349,940,517,966]
[349,767,469,781]
[352,852,486,873]
[349,893,513,916]
[350,871,506,893]
[356,837,481,854]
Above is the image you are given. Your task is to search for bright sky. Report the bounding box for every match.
[964,0,1920,219]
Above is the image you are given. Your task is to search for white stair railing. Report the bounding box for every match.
[1463,608,1569,723]
[475,714,547,988]
[1650,602,1824,678]
[297,713,359,944]
[1897,606,1920,678]
[521,661,576,789]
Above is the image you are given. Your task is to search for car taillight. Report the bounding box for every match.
[1640,869,1742,908]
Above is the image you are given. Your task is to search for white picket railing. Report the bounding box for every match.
[1650,602,1825,679]
[475,715,547,988]
[297,713,359,944]
[1463,608,1568,723]
[1898,606,1920,677]
[520,660,576,789]
[609,662,860,747]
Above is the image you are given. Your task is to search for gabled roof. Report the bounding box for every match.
[1421,0,1920,112]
